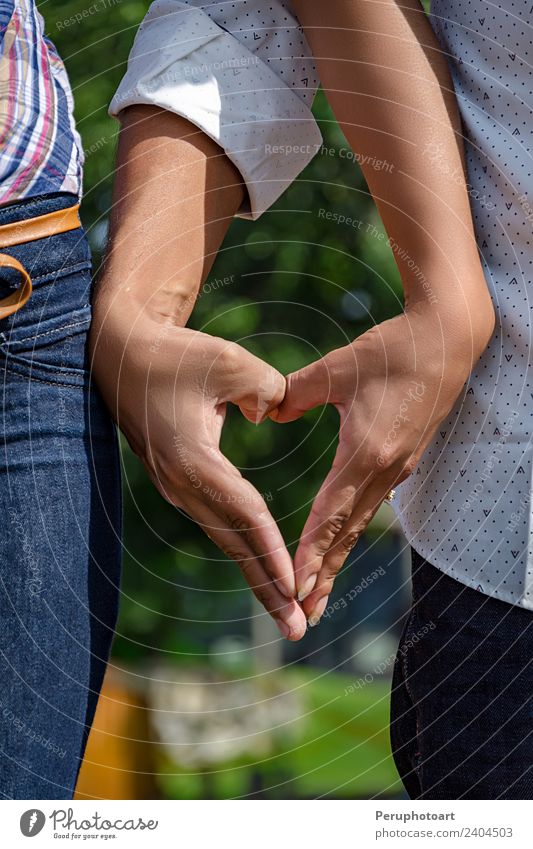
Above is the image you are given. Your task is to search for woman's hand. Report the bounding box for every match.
[90,308,308,641]
[271,303,495,626]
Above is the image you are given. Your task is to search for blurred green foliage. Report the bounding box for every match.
[157,674,402,799]
[47,1,403,660]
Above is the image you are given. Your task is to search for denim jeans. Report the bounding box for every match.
[390,548,533,799]
[0,194,122,799]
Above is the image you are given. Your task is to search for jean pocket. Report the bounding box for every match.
[0,305,92,387]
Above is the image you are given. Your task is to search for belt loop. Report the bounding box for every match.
[0,254,32,320]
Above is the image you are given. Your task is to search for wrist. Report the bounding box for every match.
[95,257,199,329]
[90,290,224,370]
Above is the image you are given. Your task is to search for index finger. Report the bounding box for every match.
[300,472,396,623]
[195,451,296,600]
[188,499,307,641]
[294,444,368,601]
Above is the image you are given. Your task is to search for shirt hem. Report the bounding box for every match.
[391,499,533,612]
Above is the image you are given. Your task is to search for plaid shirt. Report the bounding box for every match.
[0,0,82,205]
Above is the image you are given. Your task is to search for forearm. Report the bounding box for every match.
[292,0,495,355]
[94,106,244,328]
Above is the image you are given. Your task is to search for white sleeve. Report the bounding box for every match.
[109,0,322,220]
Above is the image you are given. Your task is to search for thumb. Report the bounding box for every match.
[270,356,336,423]
[216,342,286,424]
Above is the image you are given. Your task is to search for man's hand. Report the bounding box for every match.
[90,309,307,641]
[271,304,494,626]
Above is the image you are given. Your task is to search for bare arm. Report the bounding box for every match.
[97,108,244,326]
[291,0,492,331]
[275,0,495,620]
[90,109,308,640]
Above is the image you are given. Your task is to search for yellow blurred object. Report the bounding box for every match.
[75,667,158,800]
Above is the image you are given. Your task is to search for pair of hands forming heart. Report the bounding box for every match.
[93,304,480,641]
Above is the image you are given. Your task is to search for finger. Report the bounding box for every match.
[293,442,363,602]
[270,348,355,423]
[213,342,286,424]
[269,358,333,423]
[148,432,297,600]
[187,498,307,641]
[202,457,297,599]
[301,473,399,625]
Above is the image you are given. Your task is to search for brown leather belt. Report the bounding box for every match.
[0,203,82,321]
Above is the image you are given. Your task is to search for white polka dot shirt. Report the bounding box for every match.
[393,1,533,610]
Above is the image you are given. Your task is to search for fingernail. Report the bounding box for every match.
[275,619,291,639]
[297,574,317,602]
[307,597,328,628]
[276,577,295,599]
[255,398,269,425]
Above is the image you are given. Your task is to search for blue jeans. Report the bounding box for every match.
[0,194,122,799]
[390,549,533,799]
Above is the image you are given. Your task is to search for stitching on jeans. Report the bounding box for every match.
[26,261,90,283]
[0,197,79,223]
[3,366,87,388]
[4,318,91,345]
[0,261,90,288]
[4,359,87,377]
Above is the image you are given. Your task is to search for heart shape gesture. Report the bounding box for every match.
[271,307,482,627]
[91,303,483,642]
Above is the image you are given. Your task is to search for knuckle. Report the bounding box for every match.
[238,558,257,582]
[223,510,265,550]
[254,507,272,526]
[398,455,418,481]
[222,546,249,566]
[219,504,250,527]
[253,586,276,611]
[323,510,351,538]
[322,563,340,585]
[373,443,396,471]
[338,531,359,555]
[267,370,286,409]
[229,515,250,533]
[226,547,247,564]
[217,341,243,376]
[370,441,418,481]
[312,538,331,557]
